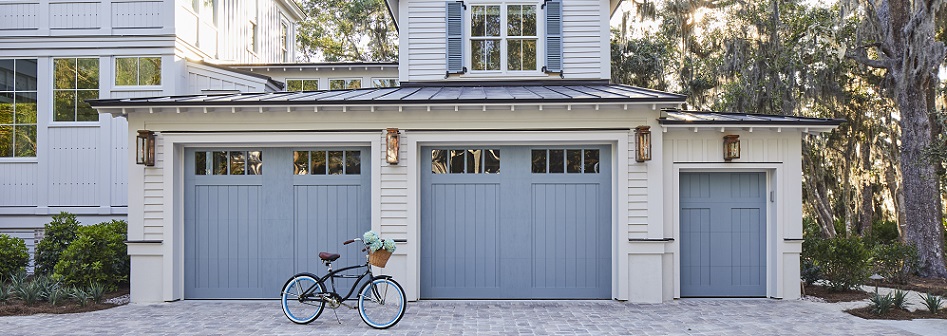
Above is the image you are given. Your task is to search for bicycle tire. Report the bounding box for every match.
[280,273,326,324]
[357,277,406,329]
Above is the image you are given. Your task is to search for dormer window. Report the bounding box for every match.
[447,1,561,76]
[469,4,537,72]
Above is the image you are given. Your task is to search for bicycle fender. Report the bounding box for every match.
[371,274,394,281]
[291,272,321,279]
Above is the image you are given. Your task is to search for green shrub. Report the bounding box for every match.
[53,220,129,290]
[87,282,105,304]
[806,236,872,291]
[920,293,943,314]
[800,259,822,285]
[0,283,9,303]
[872,242,919,284]
[866,220,900,245]
[35,212,81,275]
[0,234,29,277]
[870,292,894,314]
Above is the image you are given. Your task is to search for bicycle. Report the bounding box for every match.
[280,238,407,329]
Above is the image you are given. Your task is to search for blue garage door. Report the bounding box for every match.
[420,146,611,299]
[184,148,370,299]
[680,172,766,297]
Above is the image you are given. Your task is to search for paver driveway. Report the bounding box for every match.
[0,299,935,335]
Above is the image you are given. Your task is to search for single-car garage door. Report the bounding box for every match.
[420,146,611,299]
[680,172,766,297]
[184,147,370,299]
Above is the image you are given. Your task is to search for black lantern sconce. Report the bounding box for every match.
[723,134,740,161]
[386,128,400,164]
[634,126,652,162]
[136,130,156,166]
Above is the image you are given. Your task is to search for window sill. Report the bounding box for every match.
[112,85,162,91]
[0,158,38,163]
[458,72,554,80]
[49,121,101,128]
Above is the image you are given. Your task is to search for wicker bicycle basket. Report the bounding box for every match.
[368,249,392,268]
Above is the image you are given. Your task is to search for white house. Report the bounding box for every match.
[90,0,841,303]
[0,0,382,265]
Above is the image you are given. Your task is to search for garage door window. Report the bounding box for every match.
[293,150,361,175]
[195,150,262,175]
[431,149,500,174]
[531,149,599,174]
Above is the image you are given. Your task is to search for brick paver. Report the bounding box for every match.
[0,299,932,335]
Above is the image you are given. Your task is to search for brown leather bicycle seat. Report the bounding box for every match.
[319,252,341,262]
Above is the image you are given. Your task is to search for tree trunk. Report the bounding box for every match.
[897,85,947,277]
[859,136,874,235]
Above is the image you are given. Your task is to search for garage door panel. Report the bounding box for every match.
[185,147,370,299]
[185,184,264,298]
[422,146,610,299]
[421,182,501,297]
[681,172,766,297]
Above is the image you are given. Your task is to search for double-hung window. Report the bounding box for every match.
[0,59,37,158]
[447,1,561,75]
[469,4,537,72]
[54,58,99,122]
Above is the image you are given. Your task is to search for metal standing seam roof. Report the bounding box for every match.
[659,109,845,126]
[87,83,687,107]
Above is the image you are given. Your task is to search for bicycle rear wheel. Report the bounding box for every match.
[280,274,326,324]
[357,277,406,329]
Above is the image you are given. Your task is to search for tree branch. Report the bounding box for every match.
[846,46,895,69]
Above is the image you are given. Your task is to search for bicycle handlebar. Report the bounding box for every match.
[343,238,360,245]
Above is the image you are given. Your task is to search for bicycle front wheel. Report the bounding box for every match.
[280,274,326,324]
[357,277,406,329]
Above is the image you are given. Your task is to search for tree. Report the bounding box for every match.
[297,0,398,62]
[845,0,947,277]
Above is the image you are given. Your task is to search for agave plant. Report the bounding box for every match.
[87,282,106,304]
[891,290,910,310]
[869,292,894,315]
[919,293,943,314]
[70,286,92,307]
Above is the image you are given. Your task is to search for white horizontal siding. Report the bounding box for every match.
[666,136,786,163]
[627,133,648,237]
[0,163,38,206]
[379,134,408,240]
[406,0,447,81]
[48,126,100,206]
[562,0,604,79]
[142,140,165,240]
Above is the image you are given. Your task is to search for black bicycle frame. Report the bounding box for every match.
[305,262,373,302]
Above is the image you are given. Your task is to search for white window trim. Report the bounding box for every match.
[114,56,162,87]
[51,56,101,124]
[328,78,363,90]
[371,78,399,88]
[464,1,544,75]
[280,17,291,62]
[248,0,260,55]
[286,78,320,91]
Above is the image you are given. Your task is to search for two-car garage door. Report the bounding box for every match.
[183,148,370,299]
[420,146,612,299]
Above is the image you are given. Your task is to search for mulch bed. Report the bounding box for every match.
[803,284,872,302]
[0,286,129,316]
[847,307,947,320]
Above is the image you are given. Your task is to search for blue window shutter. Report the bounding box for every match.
[544,0,563,73]
[446,1,465,74]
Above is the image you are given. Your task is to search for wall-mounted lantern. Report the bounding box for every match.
[136,130,156,166]
[723,134,740,161]
[634,126,652,162]
[386,128,400,164]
